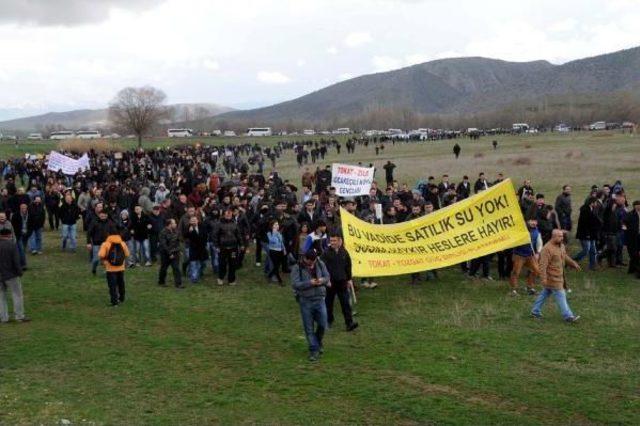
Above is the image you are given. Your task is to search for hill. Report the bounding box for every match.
[0,103,234,133]
[216,46,640,124]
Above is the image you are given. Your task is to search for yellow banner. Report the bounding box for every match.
[341,179,530,277]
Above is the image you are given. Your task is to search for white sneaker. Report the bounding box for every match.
[217,279,224,286]
[144,262,152,267]
[369,282,379,289]
[256,262,261,267]
[510,290,518,296]
[361,282,371,289]
[228,281,237,286]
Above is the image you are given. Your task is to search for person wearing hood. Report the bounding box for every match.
[98,228,130,307]
[137,187,154,215]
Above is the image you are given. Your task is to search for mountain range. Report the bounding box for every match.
[2,46,640,132]
[218,46,640,123]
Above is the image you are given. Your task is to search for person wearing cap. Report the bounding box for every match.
[0,228,30,323]
[531,229,582,322]
[291,250,331,362]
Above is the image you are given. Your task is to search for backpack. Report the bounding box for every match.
[107,242,126,267]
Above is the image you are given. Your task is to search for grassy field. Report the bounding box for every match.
[1,132,639,424]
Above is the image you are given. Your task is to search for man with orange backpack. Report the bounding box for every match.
[98,228,130,307]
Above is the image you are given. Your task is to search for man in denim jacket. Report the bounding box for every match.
[291,250,331,362]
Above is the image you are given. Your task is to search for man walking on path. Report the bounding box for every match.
[531,229,582,322]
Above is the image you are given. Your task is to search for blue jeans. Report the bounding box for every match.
[91,245,101,273]
[531,288,575,319]
[208,242,219,274]
[189,260,206,283]
[62,224,77,250]
[29,228,43,252]
[574,239,597,269]
[298,298,327,353]
[132,239,150,264]
[16,236,27,267]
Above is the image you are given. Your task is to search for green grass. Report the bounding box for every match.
[1,131,640,424]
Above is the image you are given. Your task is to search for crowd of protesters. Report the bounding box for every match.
[0,137,638,360]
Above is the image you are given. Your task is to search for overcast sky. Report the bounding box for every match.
[0,0,638,119]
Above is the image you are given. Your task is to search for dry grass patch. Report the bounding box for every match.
[57,138,121,153]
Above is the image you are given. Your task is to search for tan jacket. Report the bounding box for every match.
[538,241,578,289]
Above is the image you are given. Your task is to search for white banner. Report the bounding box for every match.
[47,151,90,175]
[331,163,375,196]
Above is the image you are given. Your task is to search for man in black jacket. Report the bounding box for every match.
[27,196,46,255]
[10,203,30,268]
[158,218,183,287]
[624,200,640,278]
[321,234,358,331]
[215,208,242,285]
[0,229,29,323]
[59,193,80,252]
[86,210,112,275]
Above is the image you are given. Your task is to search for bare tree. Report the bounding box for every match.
[108,86,169,148]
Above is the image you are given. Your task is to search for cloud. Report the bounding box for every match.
[0,0,166,26]
[344,31,373,48]
[372,55,402,72]
[202,59,220,71]
[326,46,339,55]
[338,72,354,81]
[296,59,306,67]
[257,71,291,84]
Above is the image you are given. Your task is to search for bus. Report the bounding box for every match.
[27,133,43,140]
[303,129,316,136]
[76,130,101,139]
[50,131,75,140]
[512,123,529,133]
[167,128,193,138]
[332,128,351,135]
[246,127,272,137]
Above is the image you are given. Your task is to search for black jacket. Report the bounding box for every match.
[59,202,81,225]
[186,224,209,261]
[159,228,181,256]
[28,203,46,230]
[576,204,602,240]
[0,238,22,280]
[215,218,241,249]
[321,247,352,287]
[130,213,151,240]
[86,218,113,245]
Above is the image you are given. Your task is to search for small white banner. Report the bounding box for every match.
[331,163,375,196]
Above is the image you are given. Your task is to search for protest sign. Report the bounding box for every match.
[341,179,530,277]
[331,163,375,196]
[47,151,90,175]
